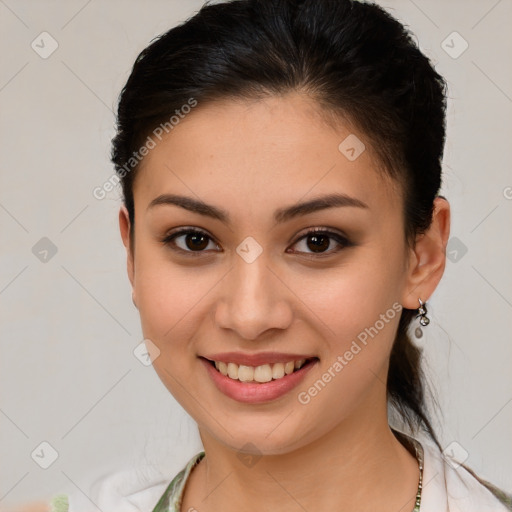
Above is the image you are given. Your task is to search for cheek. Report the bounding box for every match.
[133,247,222,375]
[132,238,195,334]
[294,250,405,346]
[135,268,199,341]
[292,264,404,432]
[133,257,203,404]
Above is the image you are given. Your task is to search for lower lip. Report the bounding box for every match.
[200,357,318,404]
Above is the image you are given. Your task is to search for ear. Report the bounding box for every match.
[119,205,136,306]
[401,196,451,309]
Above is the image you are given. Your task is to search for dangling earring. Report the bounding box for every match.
[414,298,430,338]
[417,298,430,326]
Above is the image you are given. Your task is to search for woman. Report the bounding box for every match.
[45,0,511,510]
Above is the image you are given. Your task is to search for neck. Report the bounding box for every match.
[182,416,420,512]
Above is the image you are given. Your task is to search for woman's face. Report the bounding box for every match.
[122,92,420,454]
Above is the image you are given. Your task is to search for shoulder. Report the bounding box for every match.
[44,453,205,512]
[46,464,175,512]
[455,462,512,510]
[419,437,512,512]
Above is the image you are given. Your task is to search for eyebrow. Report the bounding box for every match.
[147,192,369,225]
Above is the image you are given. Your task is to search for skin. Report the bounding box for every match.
[119,92,450,512]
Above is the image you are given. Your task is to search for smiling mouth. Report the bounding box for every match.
[203,357,318,383]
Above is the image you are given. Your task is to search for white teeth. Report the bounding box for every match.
[218,361,228,376]
[272,363,285,379]
[284,361,295,375]
[254,364,272,383]
[238,365,254,382]
[227,362,239,379]
[212,359,310,383]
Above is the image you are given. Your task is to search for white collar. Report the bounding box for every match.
[399,431,510,512]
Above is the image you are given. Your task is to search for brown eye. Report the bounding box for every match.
[162,227,351,258]
[289,228,351,256]
[162,228,219,255]
[184,232,209,251]
[305,233,330,253]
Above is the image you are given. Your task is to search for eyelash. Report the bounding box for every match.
[161,227,352,259]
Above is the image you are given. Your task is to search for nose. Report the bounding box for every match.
[214,252,293,340]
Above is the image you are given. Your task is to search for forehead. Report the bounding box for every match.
[133,93,400,223]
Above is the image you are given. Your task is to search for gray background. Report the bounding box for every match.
[1,0,511,508]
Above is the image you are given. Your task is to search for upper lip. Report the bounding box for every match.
[201,352,318,366]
